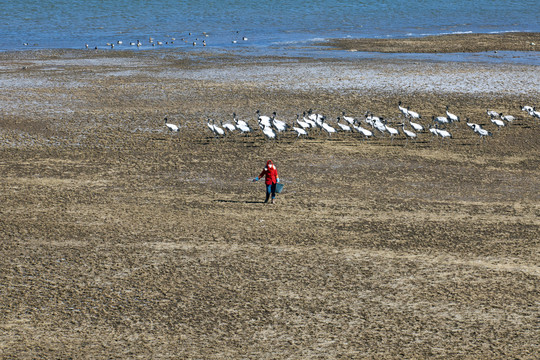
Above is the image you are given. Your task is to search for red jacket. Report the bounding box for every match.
[259,160,278,185]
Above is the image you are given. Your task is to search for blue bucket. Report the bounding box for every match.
[275,183,284,193]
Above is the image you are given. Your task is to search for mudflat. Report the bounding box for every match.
[323,32,540,53]
[0,48,539,358]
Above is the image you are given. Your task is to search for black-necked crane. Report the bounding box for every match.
[384,121,399,142]
[271,112,288,132]
[353,123,373,140]
[486,109,499,118]
[260,123,276,140]
[472,123,492,141]
[398,101,408,118]
[302,111,316,128]
[445,105,460,123]
[399,123,417,143]
[321,119,336,137]
[164,117,180,132]
[406,107,421,120]
[221,120,236,133]
[408,118,424,132]
[292,125,308,138]
[499,113,515,124]
[432,115,450,126]
[520,105,533,114]
[256,110,272,128]
[295,114,310,130]
[435,127,452,140]
[490,117,505,129]
[341,111,355,125]
[336,117,352,132]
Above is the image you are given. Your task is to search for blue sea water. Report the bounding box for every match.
[1,0,539,60]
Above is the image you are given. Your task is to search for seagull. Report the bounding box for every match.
[164,117,179,132]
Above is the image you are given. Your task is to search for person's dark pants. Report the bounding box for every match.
[265,183,277,202]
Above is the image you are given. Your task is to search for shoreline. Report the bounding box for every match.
[322,32,540,53]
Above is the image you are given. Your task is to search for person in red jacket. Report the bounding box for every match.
[253,160,280,204]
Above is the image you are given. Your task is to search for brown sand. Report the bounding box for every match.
[323,32,540,53]
[0,48,539,358]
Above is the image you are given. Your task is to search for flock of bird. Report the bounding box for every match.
[164,103,539,144]
[81,31,248,50]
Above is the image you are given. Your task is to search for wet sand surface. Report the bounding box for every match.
[324,32,540,53]
[0,48,539,358]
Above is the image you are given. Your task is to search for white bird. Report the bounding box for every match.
[164,117,179,132]
[256,110,272,127]
[221,121,236,132]
[399,123,417,142]
[428,126,439,138]
[384,123,399,141]
[353,124,373,139]
[211,119,224,136]
[499,113,515,123]
[532,108,540,119]
[302,111,317,128]
[261,124,276,140]
[432,115,450,126]
[398,101,408,117]
[372,118,387,134]
[445,105,460,122]
[436,128,452,139]
[233,113,251,130]
[295,114,310,130]
[472,124,492,140]
[408,118,424,132]
[336,117,351,132]
[490,117,505,129]
[271,112,288,132]
[520,105,534,114]
[292,126,308,138]
[321,120,336,136]
[307,109,325,127]
[341,111,356,125]
[406,107,421,120]
[486,109,499,118]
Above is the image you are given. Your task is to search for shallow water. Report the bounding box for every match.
[1,0,539,64]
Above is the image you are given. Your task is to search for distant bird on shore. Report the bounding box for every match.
[164,117,179,132]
